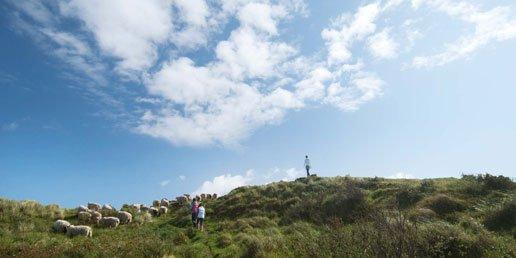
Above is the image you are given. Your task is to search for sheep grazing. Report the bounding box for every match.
[213,193,218,199]
[207,194,212,199]
[53,220,71,233]
[160,198,169,207]
[66,225,92,237]
[102,204,115,211]
[117,211,132,224]
[100,217,120,228]
[149,207,159,217]
[90,210,102,224]
[130,204,141,213]
[159,206,168,216]
[77,205,89,213]
[141,205,150,212]
[184,194,191,200]
[200,193,206,200]
[87,203,101,211]
[152,200,160,207]
[77,211,92,223]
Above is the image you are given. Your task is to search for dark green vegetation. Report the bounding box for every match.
[1,174,515,257]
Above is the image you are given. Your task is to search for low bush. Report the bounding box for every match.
[217,233,232,248]
[408,208,436,222]
[419,179,436,193]
[395,186,424,209]
[132,212,152,226]
[420,194,466,216]
[173,231,189,245]
[484,200,516,232]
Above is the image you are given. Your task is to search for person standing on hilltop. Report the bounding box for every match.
[304,155,311,177]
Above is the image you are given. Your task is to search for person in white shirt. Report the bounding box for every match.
[197,203,206,231]
[304,155,311,177]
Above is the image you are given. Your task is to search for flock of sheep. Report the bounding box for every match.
[52,193,218,237]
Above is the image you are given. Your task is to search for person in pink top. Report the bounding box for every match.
[190,198,199,227]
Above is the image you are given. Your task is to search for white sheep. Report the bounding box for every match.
[159,206,168,216]
[160,198,169,207]
[149,207,159,217]
[117,211,132,224]
[152,200,160,207]
[102,204,115,211]
[66,225,92,237]
[141,205,150,212]
[77,205,89,213]
[87,203,101,211]
[90,210,102,224]
[100,217,120,228]
[53,220,71,233]
[77,211,92,223]
[130,204,141,213]
[175,196,187,203]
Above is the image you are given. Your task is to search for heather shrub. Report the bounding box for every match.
[395,186,424,209]
[484,200,516,232]
[420,194,466,215]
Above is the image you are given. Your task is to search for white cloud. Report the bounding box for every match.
[170,0,212,48]
[193,170,254,196]
[7,0,423,148]
[160,180,171,187]
[1,122,19,132]
[137,2,304,147]
[387,172,415,179]
[411,1,516,68]
[238,2,287,35]
[263,167,304,182]
[325,73,384,111]
[60,0,173,73]
[321,3,380,65]
[179,175,186,181]
[367,28,398,59]
[214,25,297,80]
[282,168,304,181]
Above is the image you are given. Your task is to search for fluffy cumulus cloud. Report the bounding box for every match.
[60,0,173,73]
[388,172,415,179]
[368,28,398,59]
[8,0,516,147]
[321,3,380,65]
[194,167,306,195]
[193,170,254,196]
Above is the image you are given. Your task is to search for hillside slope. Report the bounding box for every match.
[1,174,515,257]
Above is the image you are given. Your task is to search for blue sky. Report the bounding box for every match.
[1,0,515,208]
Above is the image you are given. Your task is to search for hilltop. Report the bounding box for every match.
[0,174,515,257]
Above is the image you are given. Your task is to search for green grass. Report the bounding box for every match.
[1,174,515,257]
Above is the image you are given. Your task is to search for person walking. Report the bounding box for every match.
[197,203,206,231]
[190,198,199,227]
[304,155,311,177]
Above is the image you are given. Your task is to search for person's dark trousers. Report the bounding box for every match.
[306,166,310,177]
[191,212,197,227]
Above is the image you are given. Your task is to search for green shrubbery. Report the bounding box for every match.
[420,194,466,216]
[484,200,516,232]
[460,173,515,195]
[1,175,515,257]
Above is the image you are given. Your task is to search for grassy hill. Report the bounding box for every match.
[1,174,515,257]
